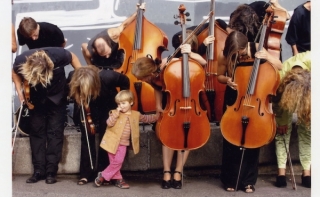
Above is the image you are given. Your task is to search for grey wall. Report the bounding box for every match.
[11,0,306,121]
[12,0,306,62]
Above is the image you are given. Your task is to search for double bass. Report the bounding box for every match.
[263,5,287,59]
[116,0,168,114]
[220,7,280,149]
[197,0,228,123]
[156,5,210,150]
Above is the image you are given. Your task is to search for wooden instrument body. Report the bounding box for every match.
[264,8,287,59]
[197,22,228,122]
[156,58,210,150]
[220,60,280,148]
[117,9,168,113]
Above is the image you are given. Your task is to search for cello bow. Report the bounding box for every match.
[282,135,297,190]
[80,99,94,170]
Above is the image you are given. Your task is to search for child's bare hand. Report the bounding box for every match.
[155,112,160,120]
[113,108,121,118]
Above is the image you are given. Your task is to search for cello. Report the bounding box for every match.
[197,0,228,123]
[156,4,210,150]
[220,8,280,149]
[116,0,168,114]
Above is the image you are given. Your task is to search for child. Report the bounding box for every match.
[94,90,159,189]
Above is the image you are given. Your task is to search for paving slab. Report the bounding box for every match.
[12,169,311,197]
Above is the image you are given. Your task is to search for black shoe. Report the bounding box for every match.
[275,175,287,187]
[172,171,182,189]
[46,172,57,184]
[301,175,311,188]
[161,171,171,189]
[26,172,45,183]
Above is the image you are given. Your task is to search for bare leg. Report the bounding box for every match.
[162,145,174,181]
[174,150,190,181]
[303,170,311,176]
[278,168,286,176]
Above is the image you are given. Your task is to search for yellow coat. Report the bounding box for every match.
[100,110,140,154]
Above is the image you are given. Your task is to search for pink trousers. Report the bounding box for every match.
[101,145,127,181]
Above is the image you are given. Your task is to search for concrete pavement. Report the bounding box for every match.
[12,169,311,197]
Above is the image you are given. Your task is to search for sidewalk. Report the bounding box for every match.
[12,169,311,197]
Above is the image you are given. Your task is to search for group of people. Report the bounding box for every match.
[11,0,311,193]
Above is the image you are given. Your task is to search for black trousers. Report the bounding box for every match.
[220,139,260,190]
[75,105,110,181]
[79,123,96,181]
[220,85,259,189]
[29,99,66,175]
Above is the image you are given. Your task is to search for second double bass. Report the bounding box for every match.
[197,0,228,122]
[116,0,168,114]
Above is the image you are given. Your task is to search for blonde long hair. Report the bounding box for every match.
[19,50,54,87]
[68,65,101,106]
[277,69,311,126]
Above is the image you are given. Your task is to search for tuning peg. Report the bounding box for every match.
[174,21,180,25]
[185,12,190,17]
[186,19,191,21]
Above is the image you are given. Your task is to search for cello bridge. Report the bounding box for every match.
[180,106,192,110]
[205,72,215,76]
[243,104,255,108]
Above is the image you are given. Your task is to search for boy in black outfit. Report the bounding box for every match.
[17,17,66,49]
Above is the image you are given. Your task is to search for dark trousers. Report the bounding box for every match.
[29,99,66,175]
[220,139,260,189]
[75,105,110,180]
[79,124,96,181]
[220,86,259,189]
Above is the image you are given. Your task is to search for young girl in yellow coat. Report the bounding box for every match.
[95,90,159,189]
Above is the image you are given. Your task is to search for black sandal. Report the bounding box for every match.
[77,178,88,185]
[161,171,171,189]
[172,171,182,189]
[243,185,255,193]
